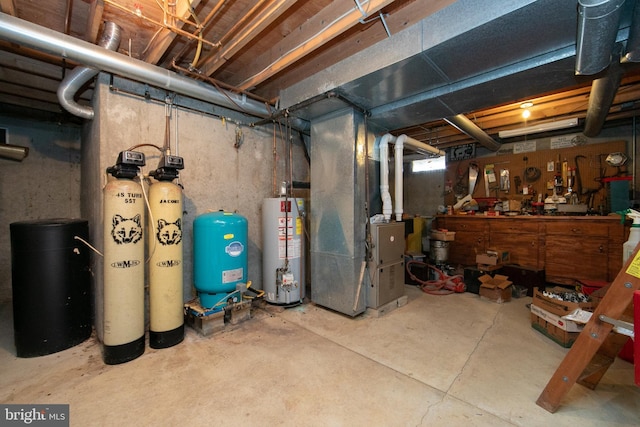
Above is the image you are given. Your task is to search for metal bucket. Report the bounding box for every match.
[430,239,449,264]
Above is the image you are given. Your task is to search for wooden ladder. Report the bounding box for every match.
[536,246,640,413]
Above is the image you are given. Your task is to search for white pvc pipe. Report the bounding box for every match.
[379,134,395,222]
[379,133,445,222]
[394,136,405,222]
[397,134,447,157]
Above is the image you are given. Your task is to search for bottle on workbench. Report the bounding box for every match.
[622,208,640,264]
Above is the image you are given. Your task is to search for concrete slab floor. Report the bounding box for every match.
[0,285,638,426]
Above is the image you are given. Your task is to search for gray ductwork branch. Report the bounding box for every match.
[58,22,121,119]
[444,114,501,152]
[622,0,640,63]
[575,0,625,75]
[583,52,624,137]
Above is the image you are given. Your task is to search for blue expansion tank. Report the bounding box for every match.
[193,211,248,309]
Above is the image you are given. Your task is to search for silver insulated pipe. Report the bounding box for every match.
[0,13,272,119]
[58,22,121,119]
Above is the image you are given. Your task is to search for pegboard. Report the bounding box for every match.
[444,140,629,212]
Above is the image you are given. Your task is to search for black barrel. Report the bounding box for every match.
[10,219,92,357]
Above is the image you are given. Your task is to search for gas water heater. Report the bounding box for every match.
[262,197,305,305]
[193,211,248,310]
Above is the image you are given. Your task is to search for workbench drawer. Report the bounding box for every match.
[545,222,609,237]
[439,219,487,232]
[490,221,540,234]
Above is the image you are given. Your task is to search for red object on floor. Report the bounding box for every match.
[579,279,608,296]
[619,338,635,363]
[635,291,639,387]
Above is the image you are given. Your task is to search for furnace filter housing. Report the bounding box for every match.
[262,197,305,304]
[193,211,248,308]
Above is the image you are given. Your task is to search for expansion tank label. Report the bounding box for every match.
[222,267,244,283]
[225,241,244,257]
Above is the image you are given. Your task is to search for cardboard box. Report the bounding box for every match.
[430,230,456,241]
[530,312,581,348]
[530,304,584,333]
[502,199,522,212]
[532,287,595,317]
[475,249,510,266]
[479,274,512,303]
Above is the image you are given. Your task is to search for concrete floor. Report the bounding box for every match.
[1,285,638,426]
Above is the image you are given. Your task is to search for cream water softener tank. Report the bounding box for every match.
[262,197,305,305]
[148,154,185,349]
[103,150,146,365]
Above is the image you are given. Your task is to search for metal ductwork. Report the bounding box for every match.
[623,0,640,62]
[575,0,625,75]
[583,51,624,137]
[444,114,501,152]
[0,13,272,119]
[58,22,121,119]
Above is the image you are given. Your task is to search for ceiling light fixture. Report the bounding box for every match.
[520,102,533,109]
[498,117,579,138]
[522,109,531,119]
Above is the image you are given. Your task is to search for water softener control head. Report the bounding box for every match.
[106,150,145,179]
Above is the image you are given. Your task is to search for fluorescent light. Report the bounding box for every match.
[498,118,579,138]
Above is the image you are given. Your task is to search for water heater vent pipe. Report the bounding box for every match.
[379,133,445,222]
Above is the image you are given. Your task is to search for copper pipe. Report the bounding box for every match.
[171,61,273,105]
[104,0,220,49]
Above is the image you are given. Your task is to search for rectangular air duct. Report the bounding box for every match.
[310,108,368,316]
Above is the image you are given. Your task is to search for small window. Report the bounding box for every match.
[412,156,446,172]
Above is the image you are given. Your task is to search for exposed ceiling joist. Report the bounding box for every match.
[198,0,297,75]
[237,0,396,90]
[142,0,202,64]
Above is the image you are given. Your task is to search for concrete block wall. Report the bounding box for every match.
[0,116,82,303]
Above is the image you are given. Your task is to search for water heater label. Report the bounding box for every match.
[280,201,291,212]
[223,267,244,283]
[225,241,244,257]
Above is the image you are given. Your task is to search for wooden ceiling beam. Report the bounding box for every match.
[0,0,16,15]
[85,0,105,43]
[236,0,396,91]
[143,0,201,64]
[199,0,298,75]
